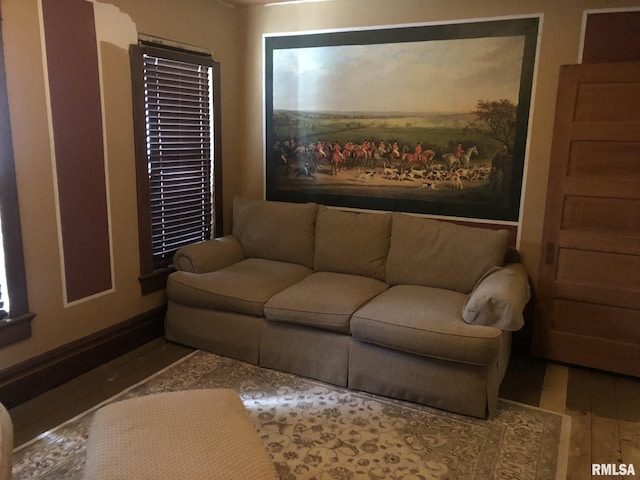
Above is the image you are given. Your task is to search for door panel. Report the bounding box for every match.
[569,141,640,176]
[553,300,640,344]
[532,62,640,377]
[562,196,640,233]
[574,82,640,122]
[556,249,640,290]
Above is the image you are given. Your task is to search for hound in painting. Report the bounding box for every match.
[358,171,376,182]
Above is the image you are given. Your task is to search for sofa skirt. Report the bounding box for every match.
[260,321,351,387]
[348,339,505,418]
[166,302,513,418]
[165,303,263,365]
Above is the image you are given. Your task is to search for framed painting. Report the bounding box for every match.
[264,17,540,222]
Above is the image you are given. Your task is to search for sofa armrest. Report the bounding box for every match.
[173,235,245,273]
[462,263,531,331]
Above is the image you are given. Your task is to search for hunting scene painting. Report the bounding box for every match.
[265,18,539,221]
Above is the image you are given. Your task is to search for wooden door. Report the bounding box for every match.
[532,62,640,377]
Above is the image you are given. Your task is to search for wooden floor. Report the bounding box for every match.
[501,347,640,480]
[9,338,194,446]
[9,337,640,479]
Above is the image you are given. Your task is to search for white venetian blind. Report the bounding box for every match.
[0,213,8,319]
[142,52,214,268]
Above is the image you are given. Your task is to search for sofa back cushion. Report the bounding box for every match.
[386,213,511,293]
[233,197,317,268]
[314,206,391,281]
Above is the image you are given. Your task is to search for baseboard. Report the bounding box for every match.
[0,306,166,409]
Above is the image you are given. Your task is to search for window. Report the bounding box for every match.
[0,216,9,320]
[130,43,222,294]
[0,17,34,347]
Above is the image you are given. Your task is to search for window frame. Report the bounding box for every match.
[0,13,34,347]
[130,42,223,294]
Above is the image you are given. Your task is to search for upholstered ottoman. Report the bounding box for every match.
[0,402,12,480]
[84,389,276,480]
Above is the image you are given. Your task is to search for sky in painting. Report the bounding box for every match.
[272,35,525,114]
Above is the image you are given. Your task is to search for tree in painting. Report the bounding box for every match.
[465,99,517,154]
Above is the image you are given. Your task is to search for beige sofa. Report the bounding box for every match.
[166,197,530,418]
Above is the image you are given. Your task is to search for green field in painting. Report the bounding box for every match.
[272,110,502,157]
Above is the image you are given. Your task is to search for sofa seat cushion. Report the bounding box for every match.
[351,285,503,366]
[264,272,388,333]
[167,258,312,317]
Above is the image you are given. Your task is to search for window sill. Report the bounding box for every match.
[0,312,35,348]
[139,266,175,295]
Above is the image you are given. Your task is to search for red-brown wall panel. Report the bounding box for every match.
[582,11,640,64]
[42,0,112,302]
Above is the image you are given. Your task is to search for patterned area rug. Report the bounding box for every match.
[13,350,570,479]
